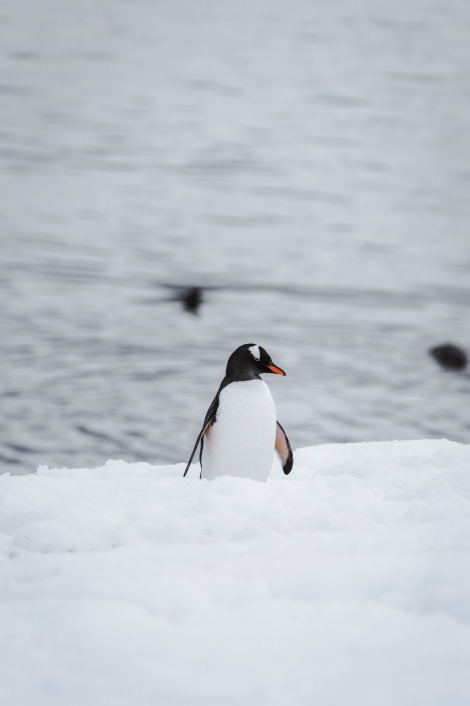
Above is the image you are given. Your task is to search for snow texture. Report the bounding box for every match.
[1,439,470,706]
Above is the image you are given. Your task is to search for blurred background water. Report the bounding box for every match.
[1,0,470,474]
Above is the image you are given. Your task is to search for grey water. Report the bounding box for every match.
[2,0,470,474]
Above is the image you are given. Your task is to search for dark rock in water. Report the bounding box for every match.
[159,283,205,314]
[430,343,468,371]
[179,286,203,314]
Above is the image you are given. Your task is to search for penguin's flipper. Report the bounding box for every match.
[183,395,219,477]
[275,421,293,475]
[183,419,212,477]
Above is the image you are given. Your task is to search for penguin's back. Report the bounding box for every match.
[201,379,277,481]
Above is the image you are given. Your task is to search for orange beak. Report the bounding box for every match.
[267,364,286,376]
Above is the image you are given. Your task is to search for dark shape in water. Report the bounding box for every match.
[179,286,203,314]
[430,343,468,371]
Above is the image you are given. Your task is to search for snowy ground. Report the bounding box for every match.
[1,440,469,705]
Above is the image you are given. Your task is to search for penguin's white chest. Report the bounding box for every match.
[201,379,277,481]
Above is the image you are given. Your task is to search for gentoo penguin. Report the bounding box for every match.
[184,343,293,480]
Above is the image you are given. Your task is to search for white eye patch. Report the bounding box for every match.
[248,344,261,361]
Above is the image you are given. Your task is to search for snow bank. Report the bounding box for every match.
[1,440,470,706]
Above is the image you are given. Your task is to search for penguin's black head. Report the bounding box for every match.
[225,343,286,380]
